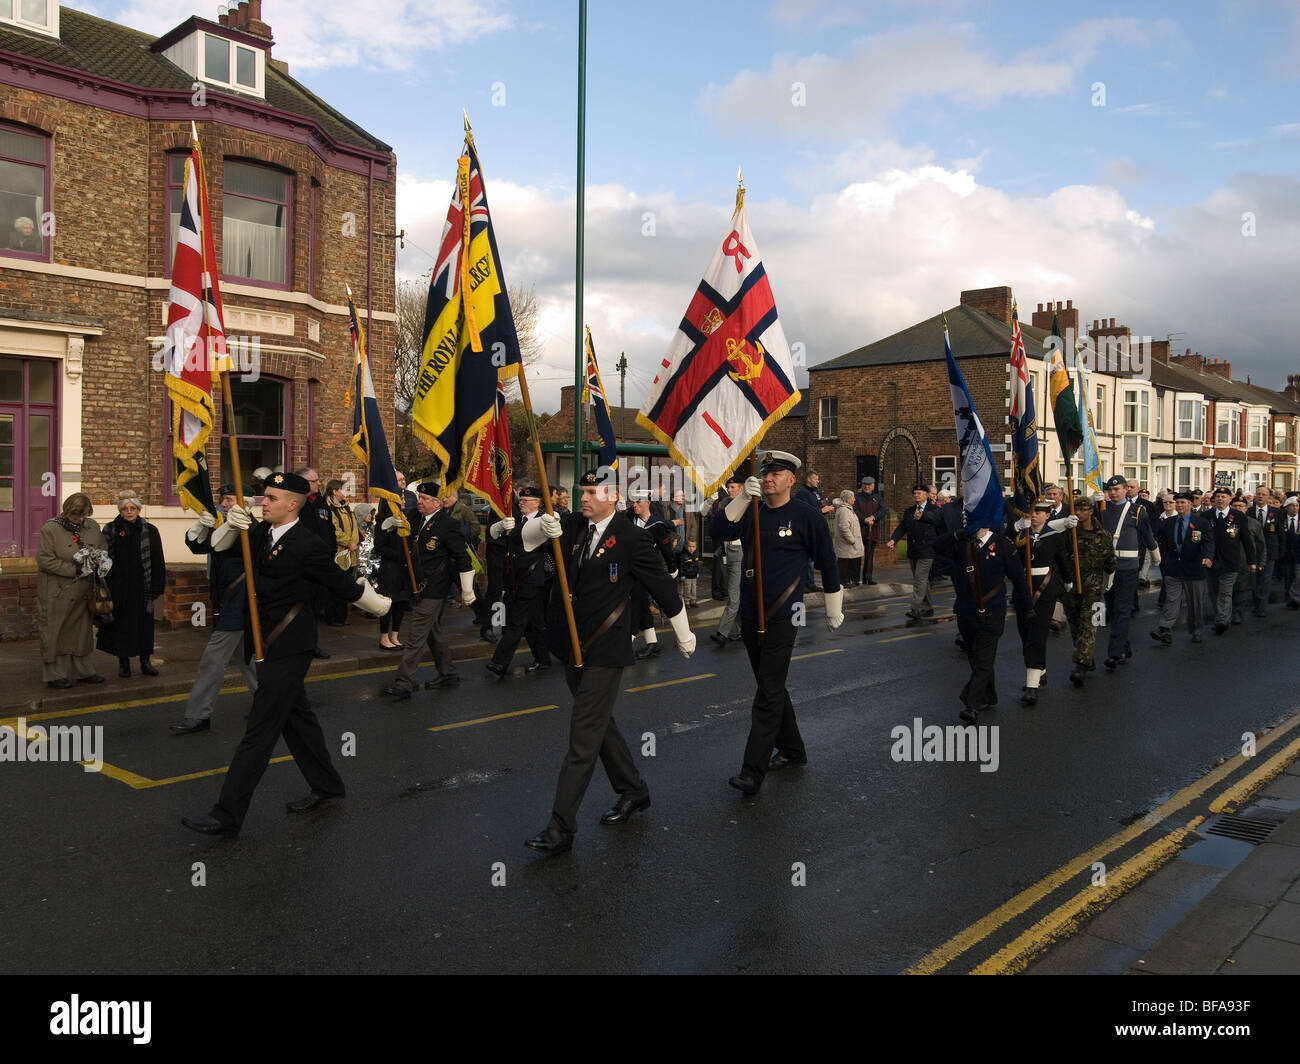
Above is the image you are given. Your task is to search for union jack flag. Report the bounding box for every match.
[583,328,618,472]
[1008,303,1041,518]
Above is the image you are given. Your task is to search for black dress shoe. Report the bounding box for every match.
[424,673,460,689]
[525,661,550,673]
[1103,657,1118,671]
[1069,664,1086,687]
[600,793,651,825]
[286,790,342,813]
[636,643,661,660]
[524,824,573,855]
[77,673,105,684]
[767,752,807,771]
[1020,687,1039,706]
[118,663,130,678]
[485,662,507,678]
[170,718,211,735]
[140,662,159,676]
[46,678,72,689]
[958,706,980,724]
[728,773,761,795]
[380,683,412,700]
[1214,622,1228,635]
[181,815,238,838]
[867,578,878,585]
[312,647,331,659]
[1150,628,1172,645]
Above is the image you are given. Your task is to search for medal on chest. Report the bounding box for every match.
[425,536,439,551]
[608,562,618,582]
[776,521,793,539]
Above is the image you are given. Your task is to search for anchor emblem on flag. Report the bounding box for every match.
[725,336,765,382]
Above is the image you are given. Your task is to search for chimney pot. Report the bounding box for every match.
[1055,301,1062,310]
[1066,299,1073,309]
[1037,303,1043,312]
[1109,317,1116,328]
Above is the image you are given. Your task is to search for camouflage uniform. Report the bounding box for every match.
[1059,523,1117,666]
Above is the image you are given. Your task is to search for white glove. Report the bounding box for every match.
[669,570,678,580]
[225,504,252,530]
[1014,517,1030,531]
[1047,515,1079,531]
[199,510,217,528]
[186,519,211,544]
[354,577,391,617]
[210,520,242,552]
[725,481,761,523]
[381,516,398,532]
[540,513,563,539]
[744,476,761,498]
[459,569,476,606]
[489,517,516,540]
[824,588,844,630]
[1150,547,1162,567]
[668,607,696,658]
[521,515,549,552]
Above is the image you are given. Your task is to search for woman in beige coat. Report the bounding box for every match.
[832,489,865,588]
[37,493,107,688]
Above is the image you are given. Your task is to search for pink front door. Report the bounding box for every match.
[0,356,58,557]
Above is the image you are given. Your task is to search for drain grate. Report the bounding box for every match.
[1205,814,1280,845]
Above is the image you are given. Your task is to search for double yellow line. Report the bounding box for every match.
[906,712,1300,975]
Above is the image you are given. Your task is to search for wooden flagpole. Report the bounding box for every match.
[193,124,262,662]
[751,448,765,638]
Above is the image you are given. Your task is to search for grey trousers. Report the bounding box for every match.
[1290,563,1300,606]
[393,596,455,691]
[1208,568,1240,626]
[1252,561,1275,614]
[909,557,934,614]
[1158,575,1208,638]
[181,628,258,723]
[716,547,742,640]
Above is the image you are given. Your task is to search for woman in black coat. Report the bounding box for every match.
[96,492,166,677]
[373,498,416,649]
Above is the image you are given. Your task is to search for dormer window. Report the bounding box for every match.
[0,0,58,37]
[200,31,263,95]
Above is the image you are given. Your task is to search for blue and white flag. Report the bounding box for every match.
[945,325,1004,534]
[1075,355,1102,496]
[346,286,407,533]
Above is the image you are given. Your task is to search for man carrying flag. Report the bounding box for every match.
[935,324,1032,724]
[412,123,521,493]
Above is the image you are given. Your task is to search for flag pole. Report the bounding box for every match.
[518,365,583,667]
[193,124,263,662]
[734,167,766,639]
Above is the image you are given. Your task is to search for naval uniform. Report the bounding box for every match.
[539,510,682,836]
[709,497,839,785]
[209,518,365,831]
[1097,497,1157,663]
[938,530,1032,713]
[489,511,552,671]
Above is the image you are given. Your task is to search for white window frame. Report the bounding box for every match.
[1177,399,1204,442]
[1122,389,1149,434]
[199,31,265,97]
[1216,406,1239,446]
[1095,385,1106,432]
[1154,394,1163,438]
[0,0,58,37]
[1248,413,1266,450]
[933,456,958,496]
[817,396,838,440]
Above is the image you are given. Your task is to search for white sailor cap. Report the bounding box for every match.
[759,450,802,474]
[629,489,652,501]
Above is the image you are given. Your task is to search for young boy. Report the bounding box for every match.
[680,539,701,607]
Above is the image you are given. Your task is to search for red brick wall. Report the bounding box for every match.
[0,573,40,641]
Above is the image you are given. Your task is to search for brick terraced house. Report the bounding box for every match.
[0,2,396,637]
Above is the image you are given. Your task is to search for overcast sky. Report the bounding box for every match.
[91,0,1300,410]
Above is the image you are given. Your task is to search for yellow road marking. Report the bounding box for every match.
[626,674,714,693]
[971,822,1198,975]
[906,710,1300,974]
[1210,735,1300,813]
[791,649,842,661]
[879,633,932,643]
[429,704,558,732]
[93,755,294,790]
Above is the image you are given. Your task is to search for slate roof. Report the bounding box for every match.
[0,8,389,153]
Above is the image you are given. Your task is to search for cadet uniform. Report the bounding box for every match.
[937,526,1032,723]
[708,451,842,794]
[1060,500,1117,685]
[1012,500,1073,704]
[630,491,677,659]
[1097,476,1157,670]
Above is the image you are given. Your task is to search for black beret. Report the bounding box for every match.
[217,483,236,497]
[1173,491,1193,501]
[1104,475,1127,489]
[266,471,309,494]
[912,483,930,494]
[416,480,442,497]
[518,485,543,498]
[579,467,617,488]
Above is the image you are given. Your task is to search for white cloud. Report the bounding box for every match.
[704,18,1156,134]
[115,0,512,71]
[395,162,1299,412]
